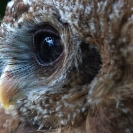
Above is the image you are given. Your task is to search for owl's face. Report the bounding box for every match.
[0,0,133,132]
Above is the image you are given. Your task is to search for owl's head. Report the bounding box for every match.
[0,0,133,132]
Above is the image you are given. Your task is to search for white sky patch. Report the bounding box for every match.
[18,17,24,23]
[129,14,133,20]
[29,7,33,12]
[12,7,15,12]
[23,0,32,5]
[7,0,14,8]
[85,5,91,14]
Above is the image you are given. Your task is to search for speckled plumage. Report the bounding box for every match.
[1,0,133,133]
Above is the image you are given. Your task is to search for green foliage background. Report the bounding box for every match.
[0,0,10,20]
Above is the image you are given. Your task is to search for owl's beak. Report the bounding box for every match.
[0,65,18,110]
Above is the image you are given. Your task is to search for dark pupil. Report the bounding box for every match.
[40,36,57,62]
[34,31,63,65]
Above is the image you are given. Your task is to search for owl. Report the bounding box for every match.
[0,0,133,133]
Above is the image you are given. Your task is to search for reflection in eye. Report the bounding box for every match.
[45,37,54,46]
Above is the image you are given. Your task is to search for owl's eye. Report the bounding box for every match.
[34,30,63,66]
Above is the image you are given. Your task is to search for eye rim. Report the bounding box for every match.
[33,29,64,66]
[35,51,64,67]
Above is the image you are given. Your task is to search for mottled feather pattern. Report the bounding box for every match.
[0,0,133,133]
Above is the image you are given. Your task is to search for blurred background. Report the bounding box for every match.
[0,0,10,20]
